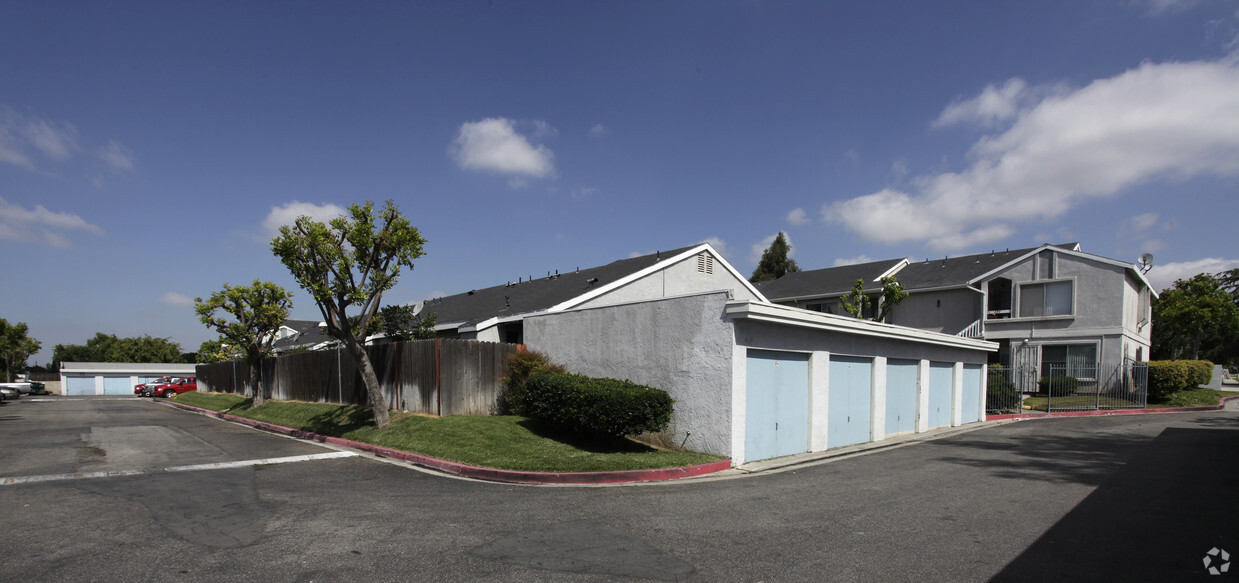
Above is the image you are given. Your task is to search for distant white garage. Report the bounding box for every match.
[59,362,197,396]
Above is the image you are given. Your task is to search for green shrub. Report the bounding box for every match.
[1183,360,1214,387]
[1037,376,1079,394]
[986,366,1019,408]
[1147,360,1191,401]
[497,350,565,415]
[523,372,673,438]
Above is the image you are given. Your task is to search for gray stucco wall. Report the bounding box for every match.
[889,288,981,335]
[523,292,736,457]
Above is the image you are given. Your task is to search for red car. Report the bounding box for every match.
[151,377,197,398]
[136,377,173,397]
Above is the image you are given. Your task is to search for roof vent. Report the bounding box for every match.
[697,252,714,275]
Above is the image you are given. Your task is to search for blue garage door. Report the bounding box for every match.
[65,376,95,396]
[928,362,954,428]
[961,365,982,424]
[829,355,872,448]
[102,376,132,395]
[745,350,810,462]
[886,359,919,435]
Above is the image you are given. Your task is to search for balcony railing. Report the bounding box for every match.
[957,319,983,338]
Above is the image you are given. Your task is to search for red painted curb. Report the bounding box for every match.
[165,402,732,485]
[987,394,1239,421]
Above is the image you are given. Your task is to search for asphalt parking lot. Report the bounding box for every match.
[0,396,1235,582]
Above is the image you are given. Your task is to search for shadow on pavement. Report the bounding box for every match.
[990,425,1239,581]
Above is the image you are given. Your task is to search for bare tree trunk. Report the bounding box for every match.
[249,358,264,407]
[345,339,390,428]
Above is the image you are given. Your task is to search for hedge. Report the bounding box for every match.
[523,372,674,438]
[1037,376,1079,394]
[1183,360,1214,387]
[498,350,565,415]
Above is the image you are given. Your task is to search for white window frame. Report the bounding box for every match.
[1015,278,1076,319]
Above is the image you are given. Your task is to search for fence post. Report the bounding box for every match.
[336,346,342,404]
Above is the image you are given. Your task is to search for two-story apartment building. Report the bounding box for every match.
[756,243,1156,380]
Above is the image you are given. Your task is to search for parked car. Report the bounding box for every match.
[136,377,174,397]
[151,377,197,398]
[0,385,20,400]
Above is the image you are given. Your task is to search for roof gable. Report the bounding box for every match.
[419,244,762,332]
[755,258,907,300]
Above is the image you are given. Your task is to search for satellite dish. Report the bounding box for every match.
[1138,253,1154,273]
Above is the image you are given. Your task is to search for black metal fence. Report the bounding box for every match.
[986,359,1148,414]
[196,339,523,416]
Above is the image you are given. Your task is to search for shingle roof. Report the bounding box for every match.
[758,243,1083,300]
[755,258,907,300]
[271,319,334,351]
[418,245,704,329]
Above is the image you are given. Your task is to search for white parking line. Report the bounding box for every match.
[0,451,358,486]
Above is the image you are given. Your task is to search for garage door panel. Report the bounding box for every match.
[745,350,809,462]
[886,359,918,435]
[102,376,132,395]
[929,362,954,428]
[961,365,982,424]
[65,376,95,396]
[829,355,872,448]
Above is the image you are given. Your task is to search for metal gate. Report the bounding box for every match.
[985,360,1148,414]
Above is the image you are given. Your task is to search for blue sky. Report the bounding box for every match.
[3,1,1238,365]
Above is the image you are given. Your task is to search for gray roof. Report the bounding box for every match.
[271,319,334,351]
[759,244,1081,300]
[755,258,906,300]
[419,245,703,329]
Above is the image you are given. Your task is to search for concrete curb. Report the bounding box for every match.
[164,402,732,485]
[987,394,1239,421]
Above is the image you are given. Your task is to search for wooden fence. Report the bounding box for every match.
[195,339,524,416]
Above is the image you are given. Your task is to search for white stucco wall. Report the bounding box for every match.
[523,291,736,457]
[578,250,762,310]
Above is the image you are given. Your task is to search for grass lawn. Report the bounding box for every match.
[173,392,723,473]
[1149,388,1238,409]
[1020,388,1237,411]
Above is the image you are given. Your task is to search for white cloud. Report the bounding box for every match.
[749,233,794,265]
[449,118,556,182]
[933,78,1028,128]
[262,201,347,236]
[827,57,1239,252]
[571,186,599,199]
[700,236,732,261]
[588,123,608,139]
[1125,212,1160,233]
[1141,239,1167,253]
[98,140,135,171]
[1147,257,1239,292]
[0,106,80,168]
[0,197,104,248]
[1143,0,1199,15]
[786,208,810,226]
[159,292,195,307]
[889,158,910,182]
[833,255,875,267]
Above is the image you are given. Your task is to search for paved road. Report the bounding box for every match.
[0,397,1235,582]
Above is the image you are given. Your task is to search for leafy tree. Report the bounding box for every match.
[0,319,41,382]
[875,276,909,322]
[271,200,427,428]
[749,232,801,283]
[195,338,236,364]
[378,305,438,342]
[195,280,293,406]
[1151,274,1239,361]
[52,333,183,368]
[841,279,871,319]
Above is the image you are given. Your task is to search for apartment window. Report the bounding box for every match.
[1018,280,1073,317]
[1040,344,1097,378]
